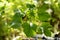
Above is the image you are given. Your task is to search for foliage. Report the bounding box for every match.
[0,0,60,39]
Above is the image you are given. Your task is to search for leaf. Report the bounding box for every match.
[26,3,35,9]
[31,24,37,32]
[11,22,21,29]
[40,22,52,36]
[22,22,36,37]
[38,13,50,21]
[12,9,23,23]
[41,22,52,28]
[41,22,53,30]
[38,4,48,13]
[14,9,23,17]
[44,29,51,37]
[29,10,35,17]
[37,27,42,34]
[22,22,30,29]
[24,29,36,37]
[38,4,50,21]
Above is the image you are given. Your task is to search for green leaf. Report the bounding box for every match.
[22,22,36,37]
[38,4,50,21]
[37,27,42,34]
[44,29,51,37]
[31,24,37,32]
[29,10,35,17]
[22,22,30,29]
[38,4,48,13]
[26,3,35,9]
[24,29,36,37]
[40,22,52,36]
[11,22,21,29]
[12,9,24,23]
[38,13,50,21]
[41,22,52,28]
